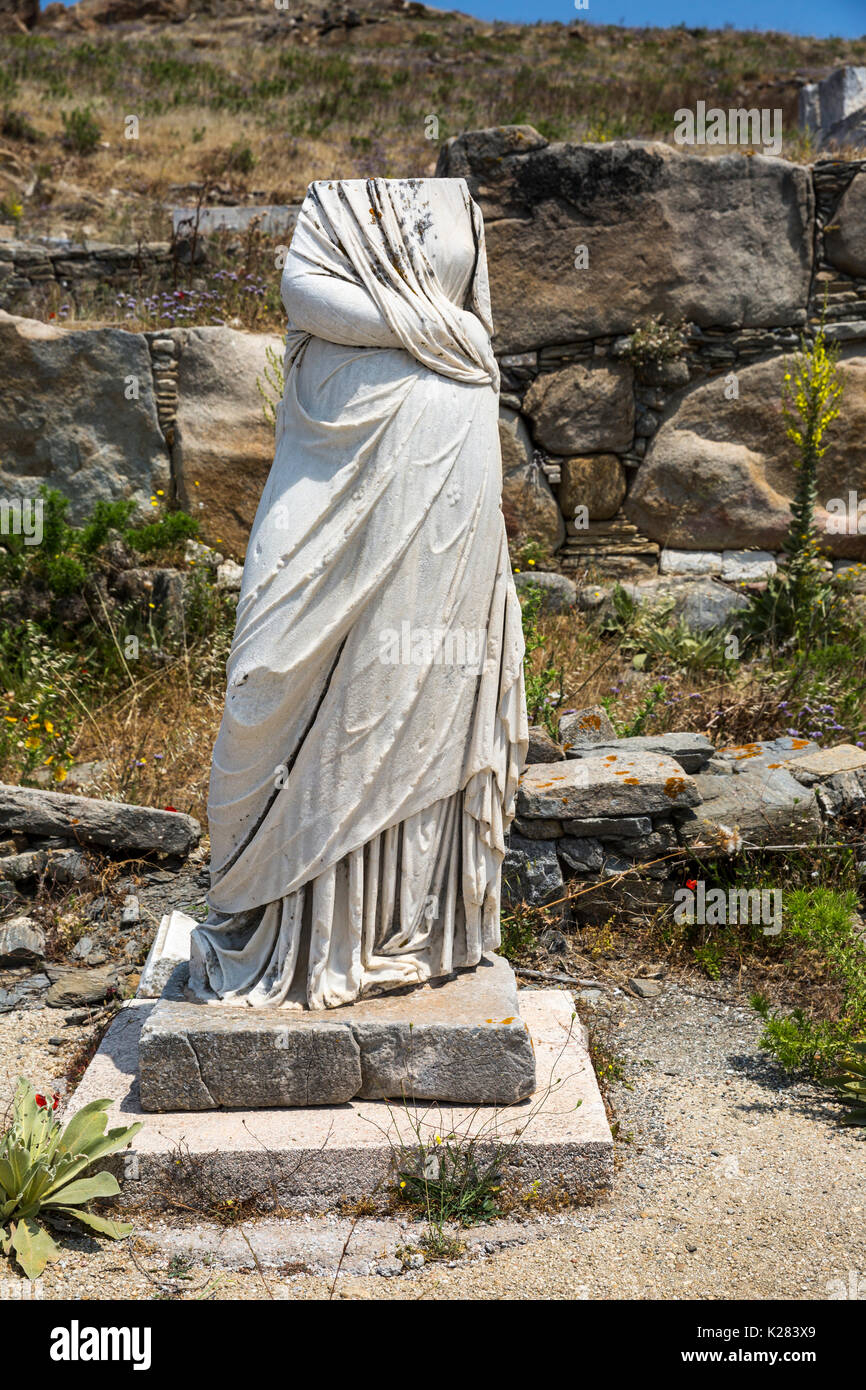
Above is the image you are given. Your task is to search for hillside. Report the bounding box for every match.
[1,0,866,243]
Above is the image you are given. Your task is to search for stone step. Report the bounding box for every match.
[63,987,614,1212]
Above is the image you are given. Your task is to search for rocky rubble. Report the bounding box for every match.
[0,784,206,1020]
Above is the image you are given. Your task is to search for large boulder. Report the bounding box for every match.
[498,406,564,553]
[818,67,866,143]
[824,172,866,278]
[625,353,866,556]
[524,362,634,454]
[172,326,284,558]
[437,130,814,352]
[0,312,170,521]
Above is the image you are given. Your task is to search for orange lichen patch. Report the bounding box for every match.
[767,762,781,768]
[578,713,602,730]
[790,738,809,749]
[721,742,763,760]
[485,1017,515,1025]
[605,755,618,762]
[664,776,690,799]
[622,777,640,785]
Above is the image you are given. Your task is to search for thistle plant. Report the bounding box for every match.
[0,1079,141,1281]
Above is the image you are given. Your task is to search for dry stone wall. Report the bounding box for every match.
[1,128,865,570]
[432,131,866,576]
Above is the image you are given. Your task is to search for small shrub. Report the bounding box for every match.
[61,105,101,155]
[600,584,734,678]
[256,343,285,431]
[498,898,541,962]
[1,107,40,142]
[752,886,866,1077]
[0,193,22,222]
[394,1131,505,1228]
[226,140,255,174]
[621,314,688,366]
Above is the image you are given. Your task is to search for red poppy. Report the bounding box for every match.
[52,1092,60,1111]
[35,1093,47,1108]
[685,878,698,890]
[164,805,178,812]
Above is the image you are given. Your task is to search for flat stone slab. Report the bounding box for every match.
[783,743,866,780]
[716,737,819,773]
[139,954,536,1111]
[517,752,700,820]
[566,733,714,773]
[63,988,613,1211]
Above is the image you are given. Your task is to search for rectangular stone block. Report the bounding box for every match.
[139,954,536,1112]
[678,769,822,851]
[0,783,200,857]
[518,753,700,820]
[659,549,722,576]
[566,734,714,774]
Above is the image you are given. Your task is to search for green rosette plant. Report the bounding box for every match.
[0,1078,142,1281]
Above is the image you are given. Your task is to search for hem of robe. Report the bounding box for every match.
[189,774,513,1012]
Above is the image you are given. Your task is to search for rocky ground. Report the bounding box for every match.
[1,958,862,1301]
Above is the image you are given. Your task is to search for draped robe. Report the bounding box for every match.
[188,177,528,1010]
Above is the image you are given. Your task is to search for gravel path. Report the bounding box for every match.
[1,969,863,1301]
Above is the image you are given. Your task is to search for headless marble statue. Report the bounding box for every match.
[188,177,528,1011]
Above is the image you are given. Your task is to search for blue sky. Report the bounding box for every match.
[452,0,865,39]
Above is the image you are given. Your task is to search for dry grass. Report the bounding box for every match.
[3,8,866,248]
[68,664,224,824]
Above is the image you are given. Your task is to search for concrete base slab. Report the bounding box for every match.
[65,989,613,1212]
[139,955,537,1110]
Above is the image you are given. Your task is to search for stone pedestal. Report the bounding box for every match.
[139,954,536,1112]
